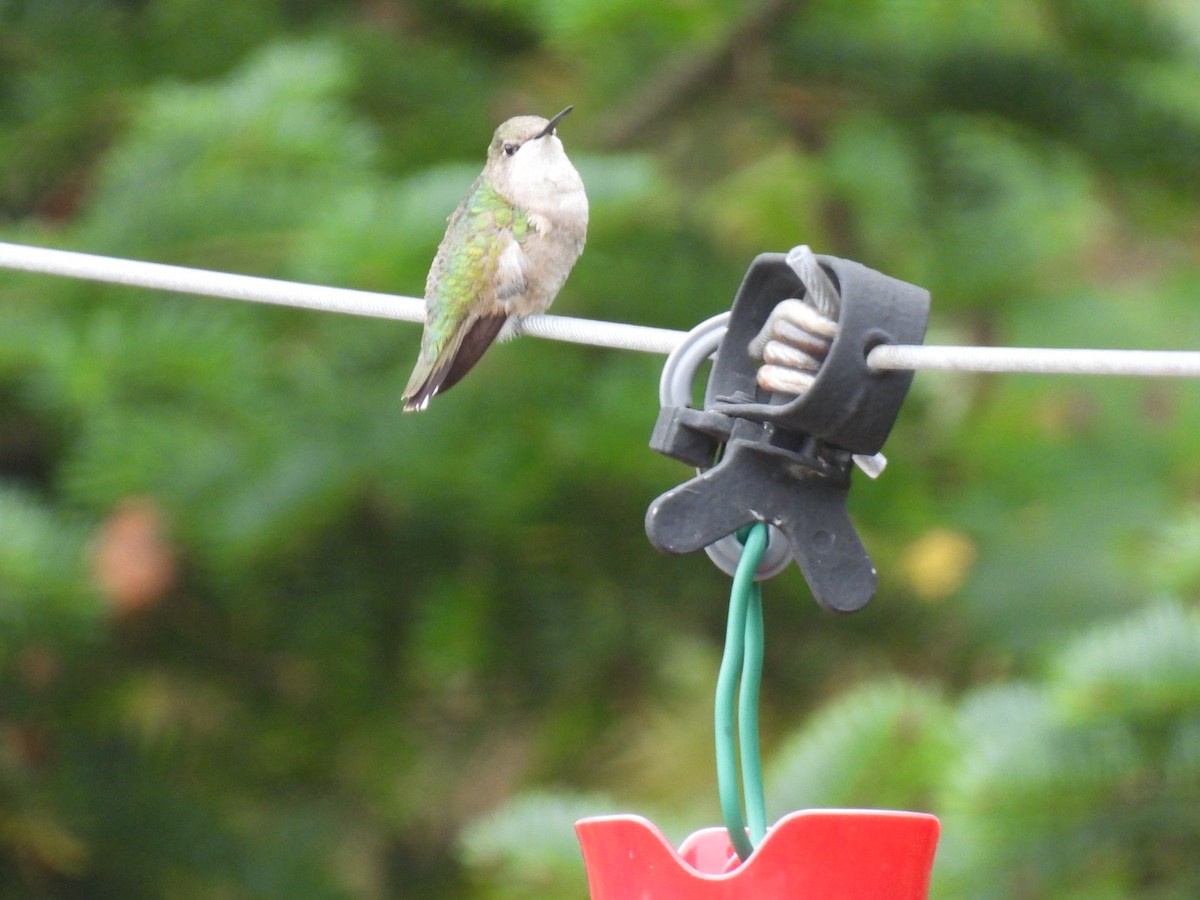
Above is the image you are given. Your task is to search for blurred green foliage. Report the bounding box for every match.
[0,0,1199,897]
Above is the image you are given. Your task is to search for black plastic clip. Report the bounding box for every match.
[645,252,930,613]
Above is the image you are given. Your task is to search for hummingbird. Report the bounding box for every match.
[402,106,588,411]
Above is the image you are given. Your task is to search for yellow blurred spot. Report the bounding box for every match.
[902,528,977,602]
[0,811,89,875]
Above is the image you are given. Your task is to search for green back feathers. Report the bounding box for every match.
[421,176,528,355]
[402,177,530,409]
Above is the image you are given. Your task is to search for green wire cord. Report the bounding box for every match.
[715,522,769,861]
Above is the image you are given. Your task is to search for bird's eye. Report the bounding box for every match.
[503,143,518,156]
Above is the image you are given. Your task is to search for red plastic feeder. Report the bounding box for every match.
[576,809,939,899]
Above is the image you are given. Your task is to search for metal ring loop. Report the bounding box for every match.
[658,312,792,581]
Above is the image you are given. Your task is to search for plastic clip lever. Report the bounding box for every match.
[645,253,930,612]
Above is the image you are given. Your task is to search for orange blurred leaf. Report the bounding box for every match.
[90,497,176,617]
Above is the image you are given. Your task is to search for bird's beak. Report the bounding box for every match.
[535,105,573,139]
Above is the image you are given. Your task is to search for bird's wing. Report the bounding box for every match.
[402,179,530,410]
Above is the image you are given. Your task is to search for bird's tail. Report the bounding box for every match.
[402,313,509,412]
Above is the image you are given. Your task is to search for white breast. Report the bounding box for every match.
[493,134,589,318]
[505,136,588,227]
